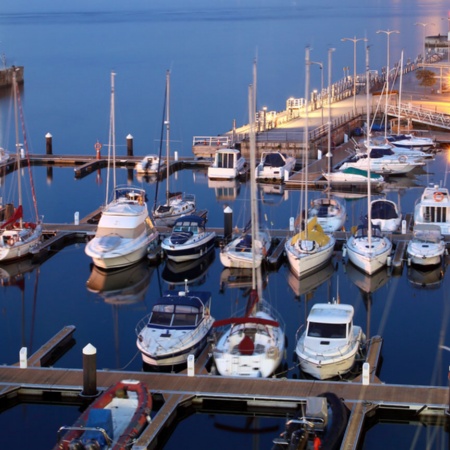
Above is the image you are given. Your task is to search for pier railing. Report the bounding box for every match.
[387,102,450,130]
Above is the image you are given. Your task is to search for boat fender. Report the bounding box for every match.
[266,346,279,359]
[434,191,444,202]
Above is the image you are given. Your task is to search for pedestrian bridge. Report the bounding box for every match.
[387,102,450,130]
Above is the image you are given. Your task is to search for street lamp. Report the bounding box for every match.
[341,36,367,113]
[311,60,324,125]
[262,106,267,131]
[415,22,434,64]
[376,29,400,137]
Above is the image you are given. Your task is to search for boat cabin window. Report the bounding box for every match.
[96,223,146,239]
[149,304,201,327]
[149,304,174,326]
[307,321,347,339]
[217,152,238,169]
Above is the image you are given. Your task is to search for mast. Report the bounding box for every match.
[304,46,310,239]
[249,83,257,291]
[366,44,372,247]
[13,69,22,227]
[327,47,335,195]
[165,70,171,204]
[105,71,116,205]
[397,50,404,135]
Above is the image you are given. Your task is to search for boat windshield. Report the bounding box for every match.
[149,304,201,327]
[307,321,347,339]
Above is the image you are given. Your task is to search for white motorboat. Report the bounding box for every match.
[308,196,347,233]
[208,148,246,180]
[212,293,285,378]
[219,228,271,269]
[161,214,216,262]
[85,186,159,270]
[387,133,436,152]
[323,167,384,189]
[407,224,446,267]
[345,48,392,275]
[135,154,161,174]
[255,151,295,182]
[154,70,196,227]
[285,48,335,279]
[135,286,214,366]
[0,71,42,262]
[370,198,402,232]
[295,303,365,380]
[413,184,450,236]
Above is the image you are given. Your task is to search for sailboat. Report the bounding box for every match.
[344,45,392,275]
[212,80,285,378]
[153,70,196,227]
[308,47,346,233]
[85,72,159,270]
[284,47,335,278]
[0,69,42,261]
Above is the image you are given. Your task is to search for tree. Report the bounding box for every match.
[415,69,436,88]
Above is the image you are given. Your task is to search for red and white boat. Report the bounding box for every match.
[54,379,151,450]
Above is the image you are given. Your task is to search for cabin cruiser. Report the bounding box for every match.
[386,133,436,152]
[407,224,446,267]
[295,303,365,380]
[255,151,296,182]
[370,198,402,232]
[208,148,246,179]
[135,154,160,174]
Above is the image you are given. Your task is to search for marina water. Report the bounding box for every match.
[1,1,450,448]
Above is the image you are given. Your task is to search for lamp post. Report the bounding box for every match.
[415,22,434,64]
[376,29,400,137]
[327,48,335,190]
[311,60,324,125]
[262,106,267,131]
[341,36,367,113]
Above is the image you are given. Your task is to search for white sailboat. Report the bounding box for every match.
[212,80,285,378]
[85,72,159,270]
[153,70,196,227]
[285,47,335,278]
[0,69,42,262]
[345,45,392,275]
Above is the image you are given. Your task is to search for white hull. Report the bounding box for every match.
[162,232,216,262]
[0,225,42,262]
[406,224,446,267]
[309,197,347,233]
[135,155,161,174]
[285,235,335,278]
[346,235,392,275]
[208,148,246,180]
[153,195,196,227]
[255,151,296,183]
[370,199,402,232]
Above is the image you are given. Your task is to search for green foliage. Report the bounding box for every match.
[415,69,436,87]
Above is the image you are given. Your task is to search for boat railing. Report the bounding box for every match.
[56,426,112,446]
[193,136,231,147]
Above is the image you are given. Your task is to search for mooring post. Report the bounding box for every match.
[45,132,53,155]
[187,354,195,376]
[224,206,233,242]
[19,347,27,369]
[82,343,98,397]
[126,134,133,157]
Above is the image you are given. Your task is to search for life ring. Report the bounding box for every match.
[94,142,102,151]
[434,191,444,202]
[398,155,407,163]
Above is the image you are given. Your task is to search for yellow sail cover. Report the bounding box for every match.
[291,216,330,246]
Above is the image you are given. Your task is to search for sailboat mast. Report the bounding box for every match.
[165,70,171,204]
[327,48,335,195]
[249,83,257,291]
[365,44,372,247]
[397,51,404,135]
[304,46,310,239]
[13,69,22,226]
[105,71,116,205]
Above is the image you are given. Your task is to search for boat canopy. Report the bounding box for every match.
[291,216,330,246]
[371,200,398,220]
[262,152,285,167]
[173,215,207,229]
[342,167,383,180]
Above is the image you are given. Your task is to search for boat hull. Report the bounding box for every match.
[0,225,42,262]
[162,232,216,262]
[346,235,392,275]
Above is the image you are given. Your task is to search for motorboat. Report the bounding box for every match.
[285,48,335,280]
[370,198,402,232]
[345,219,392,275]
[153,71,196,227]
[285,216,335,279]
[295,302,366,380]
[255,150,295,182]
[219,228,271,269]
[413,184,450,236]
[212,292,285,378]
[0,147,10,164]
[135,154,161,174]
[54,379,151,450]
[135,286,214,366]
[0,72,42,262]
[387,133,436,152]
[161,214,216,262]
[272,392,349,450]
[207,148,246,179]
[308,196,347,233]
[323,167,385,189]
[407,224,446,267]
[85,186,159,270]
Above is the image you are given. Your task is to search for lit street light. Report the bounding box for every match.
[376,29,400,137]
[341,36,368,113]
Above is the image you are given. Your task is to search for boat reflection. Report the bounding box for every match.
[219,266,268,292]
[86,259,154,304]
[287,262,335,298]
[0,258,39,288]
[344,261,390,294]
[407,264,446,289]
[208,178,241,201]
[162,247,215,287]
[258,183,287,205]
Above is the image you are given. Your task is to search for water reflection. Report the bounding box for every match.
[407,264,446,289]
[286,262,335,298]
[208,178,241,202]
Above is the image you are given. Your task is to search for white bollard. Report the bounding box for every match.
[187,354,195,376]
[174,151,178,162]
[20,148,25,159]
[19,347,27,368]
[289,217,295,232]
[74,211,80,225]
[401,219,406,235]
[362,362,370,385]
[284,169,289,182]
[317,149,322,160]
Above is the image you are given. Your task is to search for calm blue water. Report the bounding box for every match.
[0,1,450,448]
